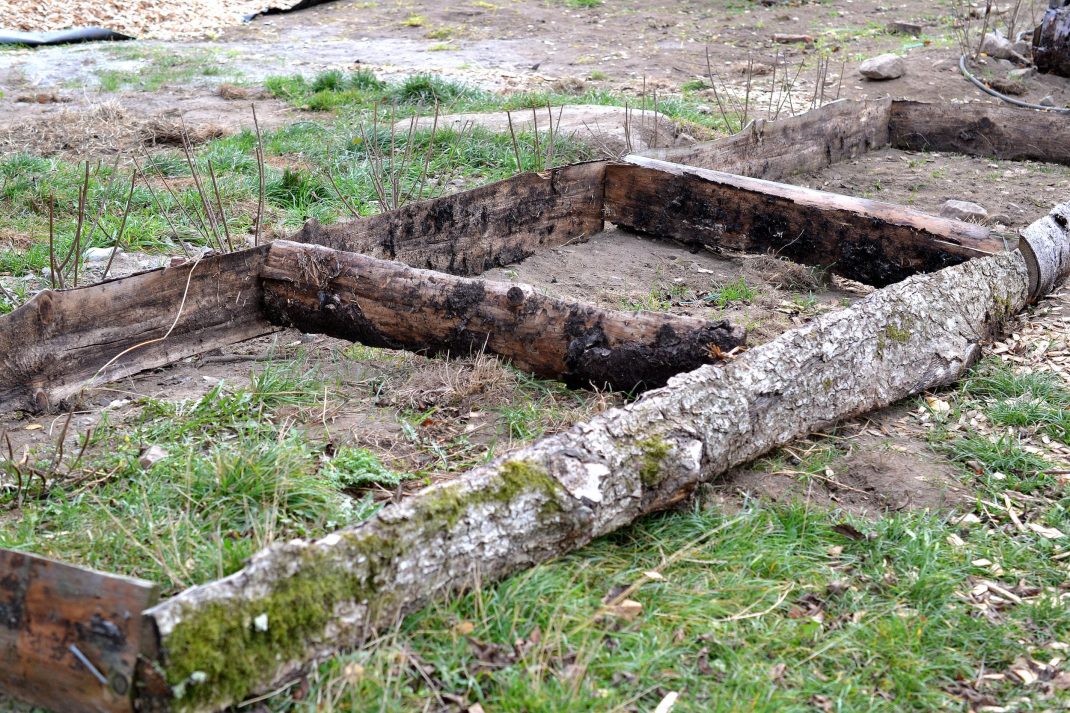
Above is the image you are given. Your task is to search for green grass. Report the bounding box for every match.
[706,276,756,308]
[93,46,241,92]
[265,499,1070,711]
[0,72,605,280]
[0,362,379,594]
[262,69,736,139]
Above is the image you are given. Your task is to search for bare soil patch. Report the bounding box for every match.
[0,90,296,157]
[484,226,866,344]
[708,413,972,518]
[785,147,1070,230]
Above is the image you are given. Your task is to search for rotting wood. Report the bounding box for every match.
[638,99,892,180]
[605,155,1006,287]
[261,240,744,391]
[0,247,274,414]
[289,162,606,276]
[0,549,158,713]
[889,101,1070,165]
[140,201,1070,712]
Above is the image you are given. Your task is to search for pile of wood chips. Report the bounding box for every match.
[0,0,306,39]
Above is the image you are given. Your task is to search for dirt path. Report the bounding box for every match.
[1,0,1064,120]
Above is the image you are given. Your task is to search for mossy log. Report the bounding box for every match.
[141,205,1070,710]
[261,240,744,391]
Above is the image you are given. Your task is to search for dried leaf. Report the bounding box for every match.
[453,621,476,636]
[653,691,679,713]
[605,599,643,621]
[1028,523,1065,539]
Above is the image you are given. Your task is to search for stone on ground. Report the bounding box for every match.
[940,199,988,222]
[859,54,905,80]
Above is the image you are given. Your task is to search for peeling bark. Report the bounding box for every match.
[143,202,1070,712]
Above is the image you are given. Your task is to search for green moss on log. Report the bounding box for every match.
[164,534,400,709]
[163,459,568,708]
[638,437,671,487]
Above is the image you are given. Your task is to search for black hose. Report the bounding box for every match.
[959,54,1070,113]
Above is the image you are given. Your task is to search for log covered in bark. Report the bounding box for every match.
[141,203,1070,711]
[605,156,1006,287]
[290,162,606,276]
[0,247,274,413]
[638,99,891,180]
[889,100,1070,165]
[261,240,744,391]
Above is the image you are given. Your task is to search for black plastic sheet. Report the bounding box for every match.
[0,27,133,46]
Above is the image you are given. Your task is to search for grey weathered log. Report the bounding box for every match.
[1018,202,1070,301]
[638,99,891,180]
[290,162,606,276]
[261,240,744,391]
[142,202,1070,711]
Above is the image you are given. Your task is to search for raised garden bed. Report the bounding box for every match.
[2,99,1069,712]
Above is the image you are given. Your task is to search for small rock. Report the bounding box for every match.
[1008,67,1036,80]
[138,445,169,469]
[84,246,121,263]
[1040,95,1056,107]
[859,53,905,80]
[940,199,988,222]
[885,20,923,36]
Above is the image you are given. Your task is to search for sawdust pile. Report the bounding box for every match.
[0,0,308,39]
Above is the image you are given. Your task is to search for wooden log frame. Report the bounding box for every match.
[134,199,1070,711]
[0,247,273,413]
[261,241,744,391]
[638,98,892,181]
[290,161,606,276]
[3,100,1070,711]
[0,550,158,713]
[888,101,1070,166]
[606,156,1006,287]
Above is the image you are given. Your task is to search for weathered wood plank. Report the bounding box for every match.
[290,162,606,276]
[889,100,1070,165]
[142,201,1070,713]
[0,247,275,414]
[0,549,158,713]
[605,156,1005,287]
[638,99,892,180]
[261,240,744,391]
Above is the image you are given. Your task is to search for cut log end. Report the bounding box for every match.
[1017,202,1070,302]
